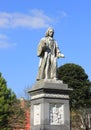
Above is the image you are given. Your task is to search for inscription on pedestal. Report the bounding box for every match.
[34,104,41,125]
[49,104,64,125]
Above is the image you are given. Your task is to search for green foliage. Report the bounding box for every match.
[0,72,16,128]
[8,99,25,128]
[58,63,91,109]
[0,72,25,129]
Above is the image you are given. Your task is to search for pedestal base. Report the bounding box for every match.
[28,80,72,130]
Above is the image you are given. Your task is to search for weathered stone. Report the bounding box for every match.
[28,80,72,130]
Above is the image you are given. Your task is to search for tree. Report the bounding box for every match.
[0,72,16,129]
[0,72,25,129]
[8,99,26,129]
[57,63,91,109]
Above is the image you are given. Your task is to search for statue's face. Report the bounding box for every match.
[48,29,54,37]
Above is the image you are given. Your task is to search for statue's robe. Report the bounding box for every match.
[37,36,61,80]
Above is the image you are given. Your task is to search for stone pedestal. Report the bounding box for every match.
[28,80,72,130]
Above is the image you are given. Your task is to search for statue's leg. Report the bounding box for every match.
[51,56,57,79]
[45,53,50,79]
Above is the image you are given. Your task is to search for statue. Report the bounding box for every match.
[36,27,65,80]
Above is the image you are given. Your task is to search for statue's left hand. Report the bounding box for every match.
[57,53,65,58]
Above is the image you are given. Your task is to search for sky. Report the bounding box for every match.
[0,0,91,98]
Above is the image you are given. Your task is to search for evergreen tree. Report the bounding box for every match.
[0,72,25,129]
[58,63,91,109]
[0,72,16,129]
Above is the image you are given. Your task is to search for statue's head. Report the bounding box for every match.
[45,27,54,37]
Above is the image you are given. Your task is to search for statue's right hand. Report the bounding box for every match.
[42,42,46,47]
[42,42,47,51]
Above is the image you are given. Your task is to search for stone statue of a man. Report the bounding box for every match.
[36,27,65,80]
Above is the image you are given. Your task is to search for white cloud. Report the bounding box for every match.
[60,11,68,18]
[0,10,53,29]
[56,10,68,19]
[0,34,8,39]
[0,41,16,49]
[0,33,16,49]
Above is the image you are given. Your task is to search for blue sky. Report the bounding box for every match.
[0,0,91,97]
